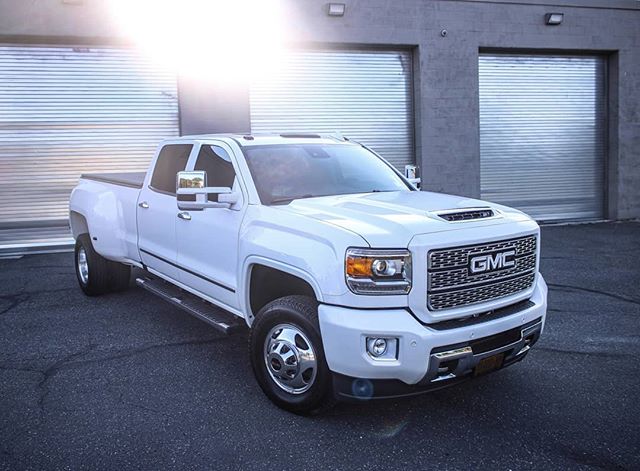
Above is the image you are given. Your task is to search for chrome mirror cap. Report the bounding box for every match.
[176,170,206,191]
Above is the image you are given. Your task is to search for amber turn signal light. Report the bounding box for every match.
[346,255,374,278]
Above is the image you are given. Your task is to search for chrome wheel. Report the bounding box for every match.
[264,323,317,395]
[77,246,89,285]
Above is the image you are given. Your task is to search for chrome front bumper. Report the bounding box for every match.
[331,317,543,401]
[422,317,543,384]
[319,274,547,387]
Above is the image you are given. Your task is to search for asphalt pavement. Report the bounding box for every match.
[1,222,639,470]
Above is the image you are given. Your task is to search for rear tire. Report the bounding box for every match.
[249,295,335,415]
[75,234,130,296]
[108,261,132,292]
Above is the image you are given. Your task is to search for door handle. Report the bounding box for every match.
[138,201,149,209]
[177,211,191,221]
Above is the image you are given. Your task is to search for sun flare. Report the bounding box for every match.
[107,0,287,83]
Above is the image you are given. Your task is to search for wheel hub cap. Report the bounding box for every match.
[77,247,89,284]
[264,324,317,395]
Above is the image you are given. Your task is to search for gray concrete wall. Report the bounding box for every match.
[0,0,639,219]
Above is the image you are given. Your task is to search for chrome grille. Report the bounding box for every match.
[427,235,537,311]
[430,253,536,289]
[429,236,536,270]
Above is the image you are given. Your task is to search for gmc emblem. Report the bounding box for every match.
[469,250,516,274]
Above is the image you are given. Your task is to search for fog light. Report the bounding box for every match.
[366,337,398,360]
[369,338,387,356]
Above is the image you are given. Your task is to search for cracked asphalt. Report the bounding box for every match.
[1,222,639,470]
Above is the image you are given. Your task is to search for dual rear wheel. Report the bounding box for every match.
[74,234,131,296]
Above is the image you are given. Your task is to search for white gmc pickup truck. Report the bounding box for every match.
[69,133,547,413]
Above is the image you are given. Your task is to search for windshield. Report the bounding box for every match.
[242,144,412,205]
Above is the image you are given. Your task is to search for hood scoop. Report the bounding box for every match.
[435,207,496,222]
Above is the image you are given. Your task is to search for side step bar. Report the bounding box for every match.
[136,276,244,335]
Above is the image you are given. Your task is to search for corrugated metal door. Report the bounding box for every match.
[479,54,606,221]
[250,48,415,170]
[0,45,178,248]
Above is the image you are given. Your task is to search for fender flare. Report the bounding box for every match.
[241,255,324,325]
[69,210,90,239]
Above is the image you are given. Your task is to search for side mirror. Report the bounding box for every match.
[176,171,240,210]
[404,165,421,189]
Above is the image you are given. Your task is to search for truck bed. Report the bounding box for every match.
[80,172,146,189]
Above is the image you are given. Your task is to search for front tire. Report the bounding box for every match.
[75,234,131,296]
[249,295,334,414]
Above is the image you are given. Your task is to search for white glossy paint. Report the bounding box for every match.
[176,140,246,309]
[276,190,532,248]
[137,187,182,279]
[318,276,547,384]
[69,179,139,262]
[69,134,548,384]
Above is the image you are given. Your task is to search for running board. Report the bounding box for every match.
[135,276,244,335]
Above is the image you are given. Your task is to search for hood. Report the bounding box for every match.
[276,191,532,247]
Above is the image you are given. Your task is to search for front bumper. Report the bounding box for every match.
[318,274,547,399]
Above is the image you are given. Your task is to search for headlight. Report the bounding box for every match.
[345,248,412,295]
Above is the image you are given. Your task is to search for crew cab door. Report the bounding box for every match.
[176,142,244,310]
[137,143,194,280]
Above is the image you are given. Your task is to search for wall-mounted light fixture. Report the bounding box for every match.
[327,3,346,17]
[545,13,564,25]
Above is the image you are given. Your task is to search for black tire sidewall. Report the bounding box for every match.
[74,234,130,295]
[250,296,332,414]
[108,260,131,292]
[75,233,109,296]
[74,235,91,291]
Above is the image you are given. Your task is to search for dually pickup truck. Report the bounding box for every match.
[69,133,547,413]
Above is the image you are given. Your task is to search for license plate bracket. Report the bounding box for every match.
[474,353,504,376]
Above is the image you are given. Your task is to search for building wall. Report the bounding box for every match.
[0,0,639,219]
[284,0,640,219]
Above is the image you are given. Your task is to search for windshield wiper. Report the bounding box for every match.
[269,194,315,205]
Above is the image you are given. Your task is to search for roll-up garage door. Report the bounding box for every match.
[479,54,606,221]
[250,48,415,170]
[0,45,179,252]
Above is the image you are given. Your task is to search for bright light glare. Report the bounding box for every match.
[107,0,287,83]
